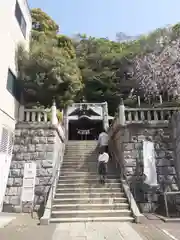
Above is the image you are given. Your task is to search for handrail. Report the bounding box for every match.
[31,158,61,218]
[125,107,179,111]
[24,109,51,112]
[108,143,145,222]
[108,142,131,203]
[49,151,62,211]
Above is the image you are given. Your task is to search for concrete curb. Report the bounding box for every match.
[122,180,145,223]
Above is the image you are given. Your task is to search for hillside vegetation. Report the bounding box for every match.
[17,8,180,114]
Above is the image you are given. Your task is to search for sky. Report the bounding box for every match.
[28,0,180,40]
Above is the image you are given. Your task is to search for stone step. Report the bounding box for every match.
[64,154,96,156]
[60,170,97,173]
[60,168,98,172]
[50,216,134,223]
[65,152,96,155]
[61,164,97,167]
[63,158,97,162]
[58,178,120,184]
[56,182,121,188]
[54,192,124,199]
[60,173,99,176]
[55,187,124,194]
[65,148,98,155]
[65,149,96,152]
[61,166,97,169]
[66,147,97,150]
[67,141,97,142]
[62,159,97,167]
[52,203,129,211]
[51,209,131,218]
[61,164,97,168]
[65,148,96,152]
[64,155,97,158]
[62,160,97,164]
[67,141,97,144]
[62,161,97,164]
[53,197,128,204]
[64,151,97,154]
[59,174,119,179]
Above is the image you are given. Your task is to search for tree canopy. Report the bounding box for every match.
[31,8,59,34]
[17,8,82,109]
[17,8,180,114]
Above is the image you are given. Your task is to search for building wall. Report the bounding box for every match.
[0,0,31,130]
[0,0,31,212]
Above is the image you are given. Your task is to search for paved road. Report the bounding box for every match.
[52,221,143,240]
[0,213,178,240]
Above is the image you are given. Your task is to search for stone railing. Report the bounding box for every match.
[22,109,50,123]
[109,100,179,135]
[125,107,179,124]
[18,101,59,125]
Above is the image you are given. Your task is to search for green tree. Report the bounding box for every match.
[17,9,83,109]
[31,8,59,34]
[17,38,82,108]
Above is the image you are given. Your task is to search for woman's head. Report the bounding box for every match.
[99,147,105,154]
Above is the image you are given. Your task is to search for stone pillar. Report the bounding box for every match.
[51,100,58,125]
[102,102,109,131]
[18,105,24,122]
[118,98,125,126]
[63,108,69,142]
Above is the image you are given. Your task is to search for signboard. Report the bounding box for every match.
[21,162,36,202]
[143,141,158,186]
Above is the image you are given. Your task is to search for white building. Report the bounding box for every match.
[0,0,32,211]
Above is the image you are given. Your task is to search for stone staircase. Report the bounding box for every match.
[50,140,134,223]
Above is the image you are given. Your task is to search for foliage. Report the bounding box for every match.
[73,25,180,112]
[17,9,82,109]
[31,8,59,34]
[18,8,180,114]
[17,39,82,108]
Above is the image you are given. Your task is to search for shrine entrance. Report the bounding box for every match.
[68,118,103,140]
[65,102,113,141]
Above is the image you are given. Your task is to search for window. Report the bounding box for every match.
[0,128,8,153]
[15,1,27,38]
[6,69,21,102]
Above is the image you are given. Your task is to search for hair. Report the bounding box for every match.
[102,128,106,133]
[99,147,105,154]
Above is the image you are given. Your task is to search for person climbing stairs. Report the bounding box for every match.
[50,140,134,223]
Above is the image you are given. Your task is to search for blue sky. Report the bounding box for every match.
[28,0,180,40]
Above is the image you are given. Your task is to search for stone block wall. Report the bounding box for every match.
[171,112,180,189]
[109,123,177,210]
[3,123,65,213]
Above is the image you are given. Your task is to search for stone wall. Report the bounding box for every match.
[109,122,177,211]
[171,112,180,190]
[3,123,65,213]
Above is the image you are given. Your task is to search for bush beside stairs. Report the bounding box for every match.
[50,140,134,223]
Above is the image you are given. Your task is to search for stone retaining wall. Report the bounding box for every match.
[171,113,180,190]
[109,123,177,211]
[3,123,65,213]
